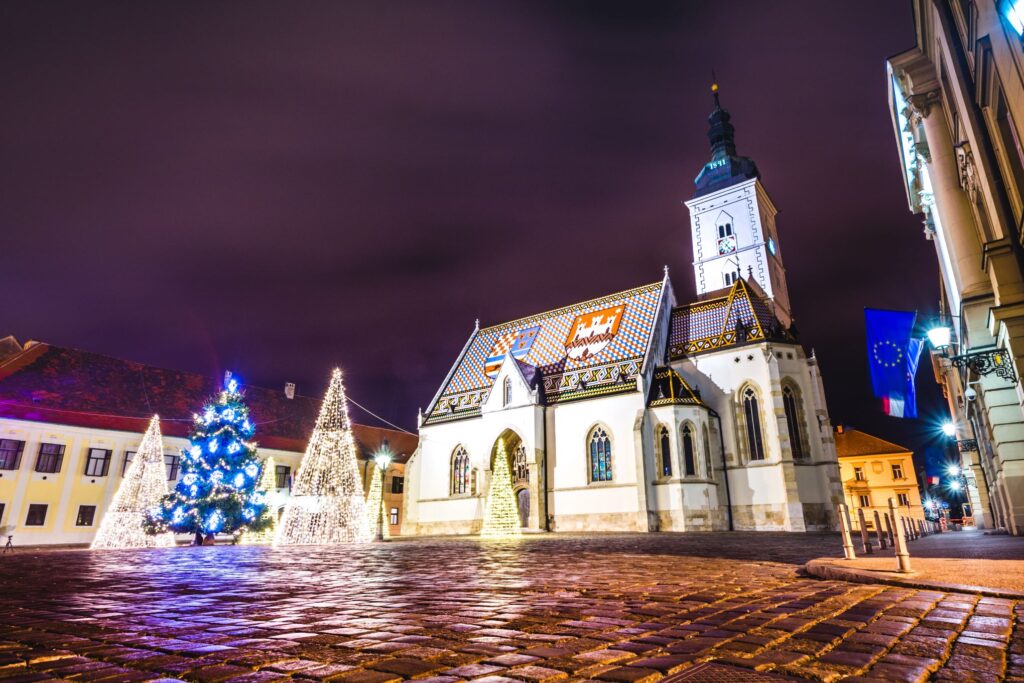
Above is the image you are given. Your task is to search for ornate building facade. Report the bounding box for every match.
[887,0,1024,534]
[403,92,843,534]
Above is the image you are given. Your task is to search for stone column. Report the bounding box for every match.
[889,499,912,573]
[838,504,856,560]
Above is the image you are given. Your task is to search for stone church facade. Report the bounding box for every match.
[404,90,842,535]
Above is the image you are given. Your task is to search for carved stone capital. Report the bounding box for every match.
[908,90,941,118]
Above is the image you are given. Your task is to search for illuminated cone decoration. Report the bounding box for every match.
[239,456,278,545]
[92,416,176,549]
[480,438,522,538]
[275,368,371,545]
[365,465,389,540]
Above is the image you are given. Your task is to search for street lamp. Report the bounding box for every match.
[371,441,393,541]
[941,421,956,437]
[927,324,953,353]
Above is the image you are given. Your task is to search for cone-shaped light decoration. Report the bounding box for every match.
[480,438,522,538]
[239,456,278,545]
[365,463,390,540]
[274,368,371,545]
[92,416,177,549]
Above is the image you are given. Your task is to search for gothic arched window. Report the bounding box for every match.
[682,424,697,476]
[502,377,512,407]
[512,442,529,483]
[783,384,808,460]
[588,426,612,482]
[658,426,671,477]
[702,423,713,479]
[451,446,470,495]
[741,386,766,461]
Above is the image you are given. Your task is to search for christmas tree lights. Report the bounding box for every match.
[274,368,371,546]
[92,416,177,549]
[146,374,271,541]
[480,438,522,538]
[239,456,278,545]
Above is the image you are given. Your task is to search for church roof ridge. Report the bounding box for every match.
[478,279,664,333]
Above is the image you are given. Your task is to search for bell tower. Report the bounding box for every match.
[684,83,792,328]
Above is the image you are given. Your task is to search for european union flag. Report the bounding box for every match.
[865,308,922,418]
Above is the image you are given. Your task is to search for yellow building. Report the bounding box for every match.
[0,338,416,545]
[834,425,925,531]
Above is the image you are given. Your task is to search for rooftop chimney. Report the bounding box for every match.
[284,382,296,400]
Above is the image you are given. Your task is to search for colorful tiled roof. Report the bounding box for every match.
[425,279,669,424]
[834,427,911,458]
[0,342,417,459]
[669,278,792,358]
[647,367,704,407]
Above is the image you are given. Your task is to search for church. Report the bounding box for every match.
[403,88,843,534]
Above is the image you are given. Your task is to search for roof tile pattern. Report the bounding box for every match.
[669,279,790,358]
[427,281,665,422]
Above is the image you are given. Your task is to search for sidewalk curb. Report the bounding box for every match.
[804,559,1024,599]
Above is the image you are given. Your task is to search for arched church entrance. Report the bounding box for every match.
[490,429,531,529]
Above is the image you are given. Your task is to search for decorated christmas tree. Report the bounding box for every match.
[365,459,390,541]
[480,438,522,537]
[238,456,278,545]
[275,368,371,545]
[146,373,271,541]
[92,415,176,549]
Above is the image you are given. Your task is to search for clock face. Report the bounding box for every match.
[717,235,736,255]
[768,237,777,255]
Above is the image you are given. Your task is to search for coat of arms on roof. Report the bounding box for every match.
[485,326,540,378]
[564,305,624,361]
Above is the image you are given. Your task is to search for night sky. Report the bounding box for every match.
[2,2,948,460]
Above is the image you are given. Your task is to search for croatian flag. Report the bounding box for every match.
[865,308,922,418]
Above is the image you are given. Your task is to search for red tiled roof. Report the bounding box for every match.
[834,427,910,458]
[0,342,417,460]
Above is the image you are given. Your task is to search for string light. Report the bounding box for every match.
[146,374,271,540]
[274,368,372,546]
[239,456,278,545]
[364,461,389,540]
[480,438,522,538]
[91,415,176,549]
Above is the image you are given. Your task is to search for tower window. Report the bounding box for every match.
[741,386,765,461]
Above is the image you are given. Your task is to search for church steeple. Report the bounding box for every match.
[684,81,792,328]
[693,82,759,198]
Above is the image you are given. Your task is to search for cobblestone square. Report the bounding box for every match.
[0,534,1020,682]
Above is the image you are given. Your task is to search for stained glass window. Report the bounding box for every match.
[782,385,806,460]
[743,387,765,461]
[512,442,529,483]
[589,427,612,482]
[452,446,470,495]
[682,425,696,476]
[659,426,671,477]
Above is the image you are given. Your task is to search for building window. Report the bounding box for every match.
[897,493,911,506]
[122,451,136,476]
[0,503,5,524]
[164,454,180,481]
[702,424,713,479]
[512,442,529,483]
[0,440,25,470]
[658,426,672,477]
[724,271,740,286]
[858,494,870,508]
[589,426,613,482]
[854,466,865,481]
[35,443,65,473]
[76,505,96,526]
[275,465,291,489]
[451,446,470,495]
[782,385,807,460]
[741,386,765,461]
[25,504,47,526]
[992,84,1024,221]
[389,508,399,525]
[681,424,697,477]
[503,377,512,407]
[390,476,404,494]
[892,462,904,480]
[84,448,112,477]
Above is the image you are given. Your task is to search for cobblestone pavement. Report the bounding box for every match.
[0,533,1021,683]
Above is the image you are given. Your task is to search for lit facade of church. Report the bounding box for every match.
[404,91,842,534]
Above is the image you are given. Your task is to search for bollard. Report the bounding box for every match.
[918,519,926,537]
[857,507,873,554]
[902,516,912,541]
[873,509,888,549]
[884,512,895,547]
[889,498,912,573]
[838,503,856,560]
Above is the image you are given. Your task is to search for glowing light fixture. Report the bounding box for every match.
[948,479,962,492]
[1007,0,1024,35]
[941,422,956,437]
[947,463,961,477]
[480,438,522,538]
[927,325,952,351]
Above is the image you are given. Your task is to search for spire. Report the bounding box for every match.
[692,77,759,197]
[707,80,737,161]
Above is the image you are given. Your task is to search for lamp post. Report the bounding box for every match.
[372,445,393,541]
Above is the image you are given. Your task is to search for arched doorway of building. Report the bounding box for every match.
[490,429,530,528]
